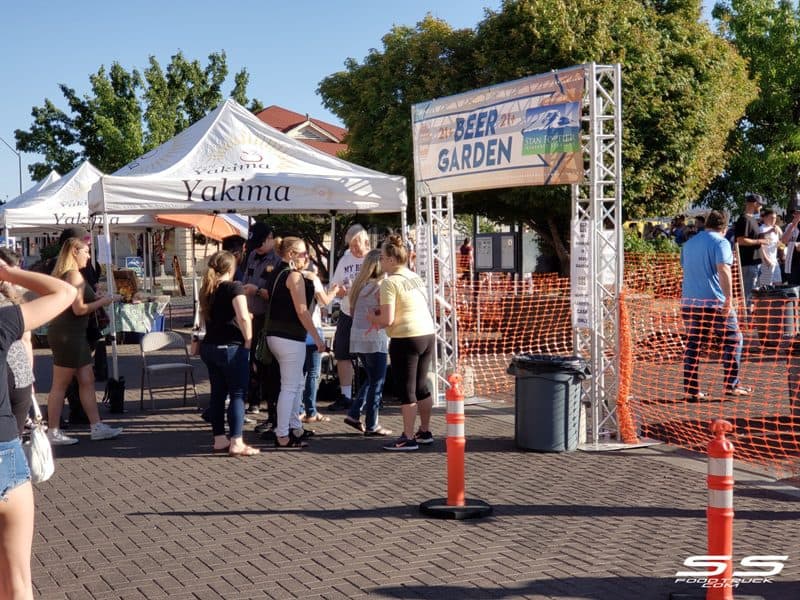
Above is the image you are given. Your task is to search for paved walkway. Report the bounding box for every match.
[29,340,800,599]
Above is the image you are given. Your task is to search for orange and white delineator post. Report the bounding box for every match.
[706,419,734,600]
[445,372,466,506]
[419,373,492,520]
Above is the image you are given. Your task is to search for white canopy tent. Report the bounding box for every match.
[89,99,407,217]
[1,170,61,244]
[89,99,407,379]
[3,161,158,235]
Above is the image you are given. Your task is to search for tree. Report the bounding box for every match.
[15,51,262,179]
[318,1,756,272]
[708,0,800,209]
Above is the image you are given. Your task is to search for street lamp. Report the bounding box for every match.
[0,135,23,196]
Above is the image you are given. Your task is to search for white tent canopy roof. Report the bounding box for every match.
[3,162,156,233]
[0,170,61,229]
[89,99,407,216]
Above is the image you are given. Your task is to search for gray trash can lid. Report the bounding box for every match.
[509,354,590,378]
[752,284,800,298]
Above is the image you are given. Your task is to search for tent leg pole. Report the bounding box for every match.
[103,212,119,380]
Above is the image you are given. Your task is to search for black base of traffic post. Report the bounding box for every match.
[419,498,493,520]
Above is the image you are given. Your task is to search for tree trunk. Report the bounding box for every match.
[548,217,570,276]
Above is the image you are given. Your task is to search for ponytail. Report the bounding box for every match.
[199,251,236,323]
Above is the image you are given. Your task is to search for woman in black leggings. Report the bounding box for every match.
[368,235,436,451]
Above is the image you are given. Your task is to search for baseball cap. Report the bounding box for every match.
[58,226,91,246]
[745,192,764,205]
[248,221,274,248]
[345,224,365,245]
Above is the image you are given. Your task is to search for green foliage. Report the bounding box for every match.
[624,229,680,254]
[39,242,60,262]
[15,51,261,179]
[707,0,800,210]
[317,0,755,273]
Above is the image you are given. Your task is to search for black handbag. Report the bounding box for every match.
[102,376,126,414]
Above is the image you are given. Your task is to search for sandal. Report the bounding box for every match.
[228,444,261,457]
[301,413,330,423]
[725,386,752,397]
[343,416,366,433]
[212,444,231,454]
[364,426,393,437]
[274,434,308,449]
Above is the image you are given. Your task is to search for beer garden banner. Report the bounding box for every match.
[411,66,585,195]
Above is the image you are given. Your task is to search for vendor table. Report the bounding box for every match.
[111,297,170,334]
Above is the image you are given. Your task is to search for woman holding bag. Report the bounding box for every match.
[45,238,123,446]
[266,237,325,449]
[0,256,77,600]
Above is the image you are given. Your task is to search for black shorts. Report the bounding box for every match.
[333,313,354,360]
[388,334,435,405]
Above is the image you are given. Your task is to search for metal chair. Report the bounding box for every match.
[139,331,198,410]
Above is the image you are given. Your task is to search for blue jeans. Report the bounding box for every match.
[682,305,743,395]
[0,437,30,501]
[741,263,760,307]
[200,343,250,438]
[303,344,322,417]
[347,352,388,432]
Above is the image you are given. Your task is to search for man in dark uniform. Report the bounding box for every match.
[240,222,281,423]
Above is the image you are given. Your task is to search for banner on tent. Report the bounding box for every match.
[411,66,585,195]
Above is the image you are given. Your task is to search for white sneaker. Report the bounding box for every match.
[90,422,123,441]
[48,429,79,446]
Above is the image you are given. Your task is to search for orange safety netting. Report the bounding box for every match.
[454,254,800,477]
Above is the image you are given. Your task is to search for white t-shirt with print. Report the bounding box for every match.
[330,250,364,316]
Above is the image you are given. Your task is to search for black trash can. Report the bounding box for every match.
[752,284,800,344]
[507,354,590,452]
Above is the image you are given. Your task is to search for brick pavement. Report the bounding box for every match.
[28,339,800,600]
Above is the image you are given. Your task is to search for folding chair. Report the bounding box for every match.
[139,331,199,410]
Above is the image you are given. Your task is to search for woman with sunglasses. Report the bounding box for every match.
[266,237,326,448]
[46,238,123,445]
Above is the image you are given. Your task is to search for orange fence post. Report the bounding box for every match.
[706,419,735,600]
[419,373,492,520]
[446,372,466,506]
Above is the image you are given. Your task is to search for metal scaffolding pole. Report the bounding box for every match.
[572,63,624,447]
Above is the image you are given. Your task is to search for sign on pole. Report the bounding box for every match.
[412,67,585,196]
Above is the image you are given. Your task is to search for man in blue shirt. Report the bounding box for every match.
[681,210,749,399]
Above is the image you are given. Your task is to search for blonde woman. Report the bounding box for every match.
[199,251,257,456]
[368,235,436,451]
[343,249,392,436]
[266,237,326,448]
[46,238,122,445]
[0,256,76,600]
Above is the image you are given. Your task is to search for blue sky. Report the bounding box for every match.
[0,0,714,203]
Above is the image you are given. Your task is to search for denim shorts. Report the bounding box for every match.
[0,438,31,502]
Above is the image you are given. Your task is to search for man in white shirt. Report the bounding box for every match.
[327,224,370,410]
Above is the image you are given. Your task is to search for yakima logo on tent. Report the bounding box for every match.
[183,178,292,203]
[54,213,120,225]
[193,161,271,175]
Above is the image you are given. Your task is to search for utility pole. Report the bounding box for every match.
[0,135,23,196]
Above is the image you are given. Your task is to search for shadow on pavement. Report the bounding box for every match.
[368,579,799,600]
[128,502,800,521]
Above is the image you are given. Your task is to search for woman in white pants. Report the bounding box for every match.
[266,237,326,448]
